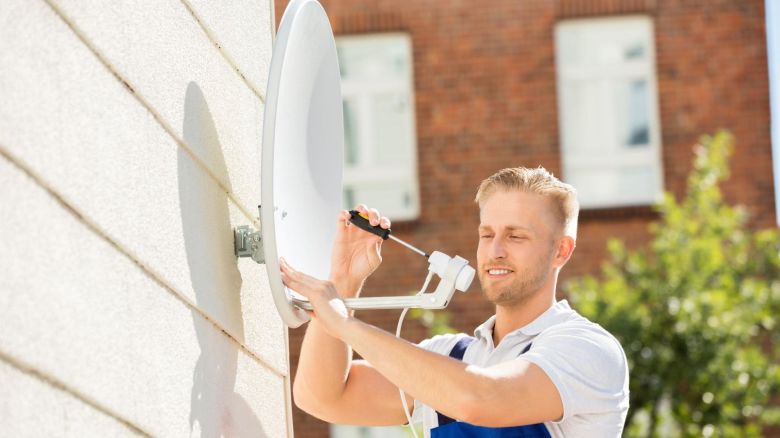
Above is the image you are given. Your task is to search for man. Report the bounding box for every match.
[281,167,629,437]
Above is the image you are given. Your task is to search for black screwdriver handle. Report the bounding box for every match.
[348,210,391,240]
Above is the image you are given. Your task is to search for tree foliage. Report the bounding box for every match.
[567,131,780,437]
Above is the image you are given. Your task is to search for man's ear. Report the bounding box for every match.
[553,236,576,268]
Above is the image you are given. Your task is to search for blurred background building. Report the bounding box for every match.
[274,0,777,436]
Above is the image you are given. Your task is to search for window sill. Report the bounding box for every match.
[579,204,660,222]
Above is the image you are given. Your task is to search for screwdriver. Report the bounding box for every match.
[348,210,430,258]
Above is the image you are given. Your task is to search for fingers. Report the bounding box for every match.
[353,204,391,229]
[279,258,313,290]
[367,207,381,226]
[278,258,296,287]
[279,258,335,297]
[354,204,369,217]
[337,209,351,225]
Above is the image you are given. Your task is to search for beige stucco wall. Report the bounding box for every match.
[0,0,292,436]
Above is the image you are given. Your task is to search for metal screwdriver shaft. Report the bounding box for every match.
[348,210,430,258]
[388,234,428,258]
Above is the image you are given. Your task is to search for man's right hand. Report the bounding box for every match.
[329,204,391,298]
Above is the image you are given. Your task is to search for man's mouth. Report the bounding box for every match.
[485,267,514,277]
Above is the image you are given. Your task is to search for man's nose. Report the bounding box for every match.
[489,237,507,259]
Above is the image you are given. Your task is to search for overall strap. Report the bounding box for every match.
[436,338,534,427]
[436,336,475,426]
[449,336,475,360]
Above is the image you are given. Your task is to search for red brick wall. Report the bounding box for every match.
[274,1,775,436]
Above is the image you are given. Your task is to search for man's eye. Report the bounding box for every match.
[510,235,526,240]
[480,235,492,239]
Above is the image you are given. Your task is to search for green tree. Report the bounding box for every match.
[567,131,780,437]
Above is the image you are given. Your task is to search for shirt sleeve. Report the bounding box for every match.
[519,322,630,421]
[415,333,461,352]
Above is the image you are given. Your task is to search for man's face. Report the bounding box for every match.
[476,190,561,307]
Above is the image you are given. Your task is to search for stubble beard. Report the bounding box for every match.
[479,252,554,308]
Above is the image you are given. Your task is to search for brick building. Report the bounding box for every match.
[275,0,775,436]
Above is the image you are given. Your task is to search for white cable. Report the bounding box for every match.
[396,271,434,438]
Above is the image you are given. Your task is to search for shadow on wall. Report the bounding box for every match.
[179,82,267,438]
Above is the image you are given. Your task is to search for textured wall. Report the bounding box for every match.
[273,0,775,436]
[0,0,292,436]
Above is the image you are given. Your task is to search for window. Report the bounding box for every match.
[555,16,663,209]
[336,33,420,220]
[330,424,416,438]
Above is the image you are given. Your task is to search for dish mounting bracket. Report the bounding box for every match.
[234,206,265,265]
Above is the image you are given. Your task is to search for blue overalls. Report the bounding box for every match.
[430,337,553,438]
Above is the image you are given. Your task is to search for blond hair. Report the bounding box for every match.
[475,166,579,238]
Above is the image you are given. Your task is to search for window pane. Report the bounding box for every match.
[372,93,414,165]
[343,186,356,211]
[558,19,649,67]
[337,37,410,81]
[615,79,650,148]
[624,42,645,61]
[343,180,416,220]
[330,424,412,438]
[567,166,659,207]
[561,80,611,155]
[343,97,360,165]
[617,166,657,199]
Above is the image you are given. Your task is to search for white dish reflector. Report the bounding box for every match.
[261,0,344,328]
[257,0,475,328]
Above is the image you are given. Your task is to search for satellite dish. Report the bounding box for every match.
[261,0,343,328]
[232,0,475,329]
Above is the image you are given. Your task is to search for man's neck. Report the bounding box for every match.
[493,291,556,346]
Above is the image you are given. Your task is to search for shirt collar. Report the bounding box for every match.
[474,299,574,340]
[473,315,497,340]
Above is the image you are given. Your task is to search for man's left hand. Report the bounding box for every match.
[280,258,352,339]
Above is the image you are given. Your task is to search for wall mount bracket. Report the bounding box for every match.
[234,206,265,264]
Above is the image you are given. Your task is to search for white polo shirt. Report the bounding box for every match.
[411,300,629,437]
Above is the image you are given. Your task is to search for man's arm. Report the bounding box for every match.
[293,306,414,425]
[339,317,563,426]
[292,207,414,425]
[282,262,564,427]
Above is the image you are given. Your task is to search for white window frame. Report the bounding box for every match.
[337,32,420,220]
[555,15,664,209]
[330,423,415,438]
[766,0,780,226]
